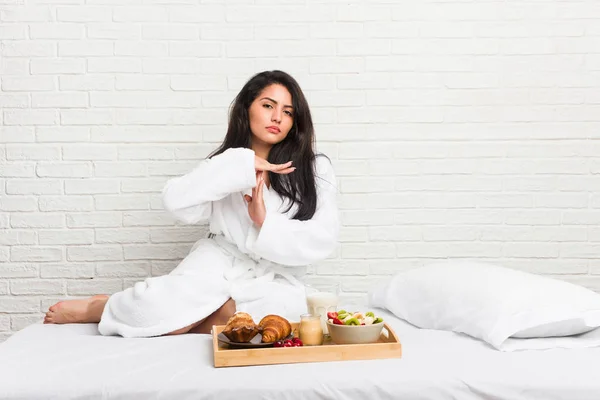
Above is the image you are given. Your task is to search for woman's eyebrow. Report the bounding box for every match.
[260,97,293,108]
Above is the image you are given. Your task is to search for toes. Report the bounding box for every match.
[44,311,54,324]
[49,303,60,312]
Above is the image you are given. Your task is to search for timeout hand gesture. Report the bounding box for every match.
[244,156,296,227]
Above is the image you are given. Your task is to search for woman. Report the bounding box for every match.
[43,70,339,337]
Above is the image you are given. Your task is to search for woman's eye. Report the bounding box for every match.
[263,103,272,109]
[284,110,293,117]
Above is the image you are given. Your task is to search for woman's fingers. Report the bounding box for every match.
[257,180,264,200]
[256,174,264,201]
[270,161,293,171]
[256,158,293,172]
[255,154,296,175]
[277,167,296,174]
[245,171,267,228]
[268,165,296,175]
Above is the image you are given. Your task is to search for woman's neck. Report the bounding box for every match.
[252,142,271,160]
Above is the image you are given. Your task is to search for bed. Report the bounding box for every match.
[1,307,599,400]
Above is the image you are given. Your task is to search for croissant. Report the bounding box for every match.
[259,315,292,343]
[221,312,260,343]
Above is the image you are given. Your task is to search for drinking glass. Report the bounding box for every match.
[299,314,324,346]
[304,282,340,334]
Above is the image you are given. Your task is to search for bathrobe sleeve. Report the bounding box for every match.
[246,156,339,266]
[162,147,256,224]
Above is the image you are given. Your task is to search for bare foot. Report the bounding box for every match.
[44,295,109,324]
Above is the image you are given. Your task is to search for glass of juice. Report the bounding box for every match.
[299,314,324,346]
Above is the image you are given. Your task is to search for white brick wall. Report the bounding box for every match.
[1,0,600,342]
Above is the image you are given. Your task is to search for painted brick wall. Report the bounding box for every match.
[1,0,600,341]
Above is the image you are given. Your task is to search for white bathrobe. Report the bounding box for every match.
[98,148,339,337]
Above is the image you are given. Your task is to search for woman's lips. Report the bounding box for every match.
[266,126,280,133]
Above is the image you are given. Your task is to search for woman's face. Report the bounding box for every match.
[248,84,294,148]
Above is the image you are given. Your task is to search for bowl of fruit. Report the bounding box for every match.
[326,310,385,345]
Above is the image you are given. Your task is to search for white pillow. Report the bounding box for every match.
[368,261,600,351]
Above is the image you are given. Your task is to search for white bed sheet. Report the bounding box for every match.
[0,308,599,400]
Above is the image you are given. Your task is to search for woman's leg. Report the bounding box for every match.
[164,298,236,335]
[190,298,236,334]
[44,296,236,336]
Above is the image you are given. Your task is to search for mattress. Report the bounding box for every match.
[0,308,598,400]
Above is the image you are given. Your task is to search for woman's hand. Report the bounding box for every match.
[255,156,295,175]
[244,171,267,228]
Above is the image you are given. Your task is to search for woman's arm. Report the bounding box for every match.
[245,156,339,266]
[162,147,256,224]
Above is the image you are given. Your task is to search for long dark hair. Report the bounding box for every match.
[209,70,320,221]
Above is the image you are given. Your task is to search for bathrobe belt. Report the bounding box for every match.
[207,232,305,290]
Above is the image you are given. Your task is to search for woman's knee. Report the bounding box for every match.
[205,298,236,326]
[165,299,235,336]
[196,298,236,333]
[221,298,236,316]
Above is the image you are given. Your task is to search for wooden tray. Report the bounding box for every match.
[212,322,402,368]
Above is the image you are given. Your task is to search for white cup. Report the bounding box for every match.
[305,283,340,334]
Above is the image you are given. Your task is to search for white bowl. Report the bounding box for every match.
[326,321,385,344]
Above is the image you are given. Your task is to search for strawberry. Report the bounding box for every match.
[327,312,338,319]
[332,318,344,325]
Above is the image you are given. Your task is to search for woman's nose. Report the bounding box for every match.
[271,110,282,123]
